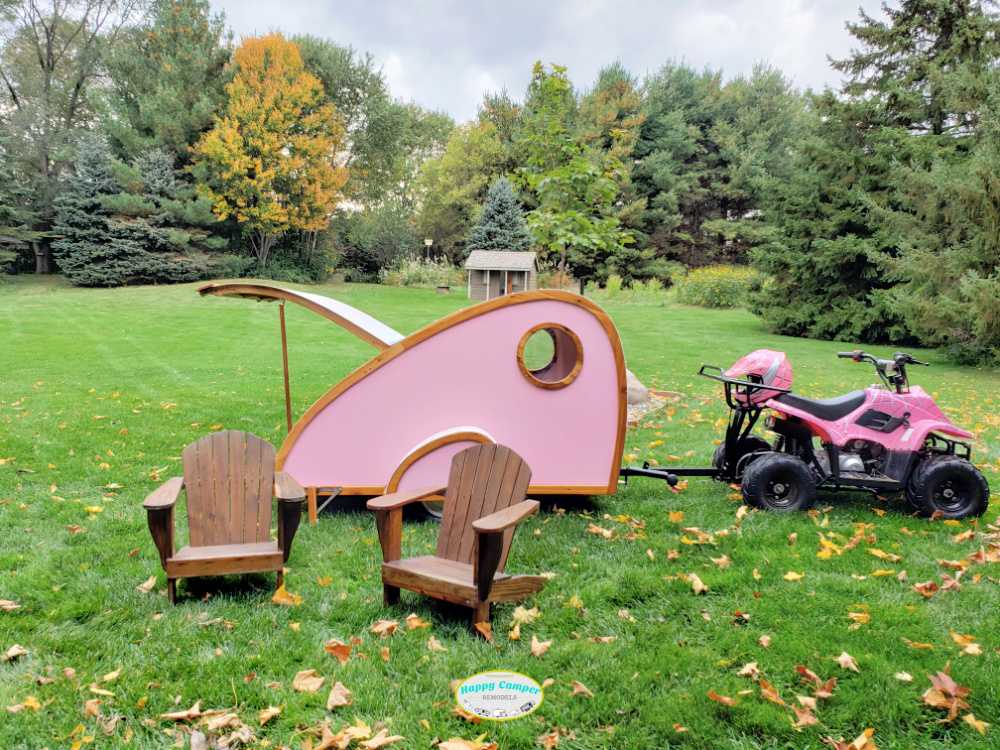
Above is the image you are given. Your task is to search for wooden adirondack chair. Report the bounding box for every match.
[143,431,305,603]
[367,444,546,627]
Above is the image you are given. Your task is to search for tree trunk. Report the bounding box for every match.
[557,242,566,289]
[33,240,51,275]
[253,231,278,268]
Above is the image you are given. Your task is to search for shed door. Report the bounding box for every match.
[506,272,513,295]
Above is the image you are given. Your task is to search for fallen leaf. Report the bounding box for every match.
[570,680,594,698]
[964,713,990,735]
[738,662,760,680]
[0,600,19,611]
[902,637,934,650]
[792,706,819,728]
[2,644,28,661]
[512,605,539,625]
[102,668,121,683]
[894,672,913,682]
[326,681,353,710]
[673,724,689,732]
[760,678,784,705]
[848,612,870,624]
[359,729,405,749]
[317,576,332,586]
[136,576,156,593]
[813,678,836,699]
[950,631,975,647]
[474,622,493,643]
[427,636,447,652]
[343,717,372,741]
[84,698,102,717]
[406,613,432,630]
[783,571,804,581]
[912,581,939,597]
[710,555,731,569]
[796,695,818,710]
[542,678,555,689]
[834,652,859,672]
[963,643,983,656]
[291,669,325,694]
[271,584,303,606]
[371,620,399,638]
[160,701,201,721]
[689,573,709,595]
[323,639,351,665]
[795,666,821,685]
[707,689,738,706]
[669,510,684,523]
[759,635,771,649]
[537,731,559,749]
[531,635,552,657]
[381,646,390,662]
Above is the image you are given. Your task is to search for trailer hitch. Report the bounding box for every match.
[619,462,679,487]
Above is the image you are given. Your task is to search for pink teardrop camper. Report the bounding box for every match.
[198,285,628,518]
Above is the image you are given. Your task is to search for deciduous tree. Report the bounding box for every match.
[190,33,348,266]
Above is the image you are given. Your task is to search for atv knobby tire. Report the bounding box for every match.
[741,452,816,512]
[905,454,989,519]
[712,435,772,482]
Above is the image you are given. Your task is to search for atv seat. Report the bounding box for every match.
[772,390,867,422]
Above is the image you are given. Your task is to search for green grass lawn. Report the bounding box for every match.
[2,276,999,749]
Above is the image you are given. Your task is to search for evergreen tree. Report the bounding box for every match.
[465,177,532,254]
[0,140,39,274]
[103,0,231,165]
[749,1,1000,344]
[53,135,203,286]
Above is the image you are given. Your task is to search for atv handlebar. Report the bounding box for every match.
[836,349,928,393]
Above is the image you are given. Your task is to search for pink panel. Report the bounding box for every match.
[394,440,481,492]
[281,298,622,491]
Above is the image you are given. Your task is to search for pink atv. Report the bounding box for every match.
[621,349,989,518]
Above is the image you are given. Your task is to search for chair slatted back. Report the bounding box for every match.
[436,444,532,568]
[182,431,275,546]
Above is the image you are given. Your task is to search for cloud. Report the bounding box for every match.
[211,0,873,121]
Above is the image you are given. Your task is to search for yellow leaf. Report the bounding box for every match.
[271,584,302,606]
[21,696,40,711]
[259,705,281,726]
[760,678,783,705]
[102,668,121,683]
[950,630,976,647]
[322,639,351,665]
[964,713,990,735]
[834,651,859,672]
[783,571,804,581]
[427,636,447,652]
[406,613,432,630]
[288,622,300,632]
[669,510,684,523]
[316,576,331,587]
[84,506,103,513]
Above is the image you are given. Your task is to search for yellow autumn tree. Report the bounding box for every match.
[191,33,347,266]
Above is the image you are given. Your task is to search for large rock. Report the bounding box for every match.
[626,368,650,405]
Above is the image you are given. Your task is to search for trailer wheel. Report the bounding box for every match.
[712,436,772,482]
[906,454,989,519]
[741,453,816,512]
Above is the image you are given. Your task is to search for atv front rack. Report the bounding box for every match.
[697,365,791,409]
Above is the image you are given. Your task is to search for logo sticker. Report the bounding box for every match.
[454,671,544,721]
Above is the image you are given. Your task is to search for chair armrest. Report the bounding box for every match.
[367,484,447,511]
[274,471,305,502]
[143,476,184,510]
[144,477,182,568]
[473,500,539,534]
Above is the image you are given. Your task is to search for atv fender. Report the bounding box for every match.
[897,421,974,448]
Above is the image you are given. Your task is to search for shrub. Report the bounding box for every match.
[605,273,623,298]
[380,257,463,287]
[671,264,764,309]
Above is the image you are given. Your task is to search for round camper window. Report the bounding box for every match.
[517,323,583,389]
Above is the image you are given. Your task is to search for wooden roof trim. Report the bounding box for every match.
[196,282,404,351]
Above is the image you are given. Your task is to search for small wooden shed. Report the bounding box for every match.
[464,250,539,301]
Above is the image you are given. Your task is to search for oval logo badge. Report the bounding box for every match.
[454,671,544,721]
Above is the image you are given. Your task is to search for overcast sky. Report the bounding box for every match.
[212,0,877,123]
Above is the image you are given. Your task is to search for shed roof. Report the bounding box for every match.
[464,250,538,271]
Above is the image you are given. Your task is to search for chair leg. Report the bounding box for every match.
[277,569,284,589]
[384,584,399,606]
[472,600,490,628]
[167,578,176,605]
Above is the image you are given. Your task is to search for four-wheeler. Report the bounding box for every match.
[621,348,990,519]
